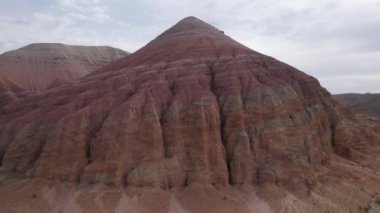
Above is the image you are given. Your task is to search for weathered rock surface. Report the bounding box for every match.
[0,43,128,96]
[0,79,21,104]
[334,93,380,117]
[0,17,380,212]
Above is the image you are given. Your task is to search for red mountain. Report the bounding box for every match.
[0,43,128,96]
[0,17,379,213]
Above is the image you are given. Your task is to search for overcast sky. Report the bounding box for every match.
[0,0,379,94]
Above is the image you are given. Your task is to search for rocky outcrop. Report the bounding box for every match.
[0,43,128,96]
[0,17,379,192]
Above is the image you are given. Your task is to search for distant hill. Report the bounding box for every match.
[0,43,128,96]
[334,93,380,117]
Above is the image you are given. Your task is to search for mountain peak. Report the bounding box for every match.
[157,16,226,40]
[99,17,254,71]
[175,16,215,29]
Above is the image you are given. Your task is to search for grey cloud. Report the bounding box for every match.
[0,0,379,93]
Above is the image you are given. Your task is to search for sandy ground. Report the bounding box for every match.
[1,160,380,213]
[0,175,273,213]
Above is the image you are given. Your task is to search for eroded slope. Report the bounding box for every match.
[0,17,379,213]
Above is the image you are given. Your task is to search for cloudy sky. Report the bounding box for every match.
[0,0,379,93]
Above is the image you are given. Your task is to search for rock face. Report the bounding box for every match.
[334,93,380,117]
[0,79,21,104]
[0,43,128,97]
[0,16,379,200]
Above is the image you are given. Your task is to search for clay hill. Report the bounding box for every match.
[0,43,128,103]
[334,93,380,117]
[0,17,380,213]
